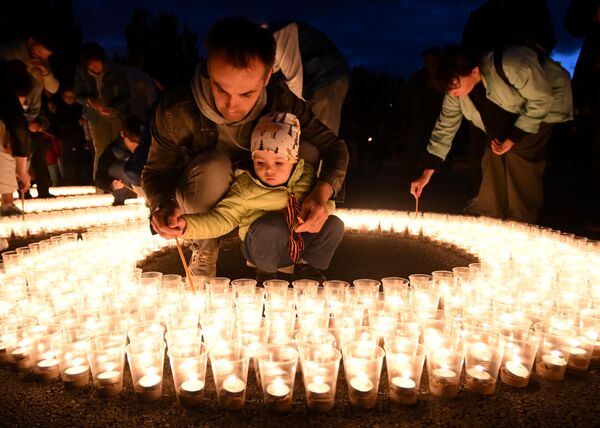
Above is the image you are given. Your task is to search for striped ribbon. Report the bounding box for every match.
[285,192,304,264]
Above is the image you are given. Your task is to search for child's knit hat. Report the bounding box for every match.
[251,112,300,163]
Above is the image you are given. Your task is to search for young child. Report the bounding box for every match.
[177,112,344,282]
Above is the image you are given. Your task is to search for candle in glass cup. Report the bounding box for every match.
[138,372,162,401]
[178,378,205,408]
[96,369,122,397]
[305,377,333,412]
[389,375,418,404]
[465,364,495,395]
[536,350,568,380]
[348,375,377,408]
[567,344,590,371]
[219,374,246,411]
[37,353,60,380]
[62,360,90,389]
[429,367,459,398]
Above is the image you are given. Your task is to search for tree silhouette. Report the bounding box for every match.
[125,8,200,90]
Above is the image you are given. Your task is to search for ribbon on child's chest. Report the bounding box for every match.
[285,192,304,264]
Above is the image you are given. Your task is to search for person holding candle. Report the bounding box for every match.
[143,17,348,278]
[410,44,573,224]
[170,111,344,283]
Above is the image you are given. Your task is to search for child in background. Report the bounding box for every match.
[174,112,344,283]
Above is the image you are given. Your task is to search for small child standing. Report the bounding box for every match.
[176,112,344,283]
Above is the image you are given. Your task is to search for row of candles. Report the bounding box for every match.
[0,270,598,411]
[0,201,149,240]
[11,186,99,199]
[0,207,597,412]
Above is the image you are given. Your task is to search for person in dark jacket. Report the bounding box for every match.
[142,17,349,277]
[95,117,141,205]
[75,42,131,178]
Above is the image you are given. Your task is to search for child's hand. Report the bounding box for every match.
[112,179,124,190]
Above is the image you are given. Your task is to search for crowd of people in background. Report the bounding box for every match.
[0,0,597,260]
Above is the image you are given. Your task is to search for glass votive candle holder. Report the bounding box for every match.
[408,274,433,291]
[57,329,91,390]
[257,344,298,412]
[384,320,421,348]
[534,321,576,381]
[0,321,18,364]
[127,321,165,345]
[88,333,126,397]
[340,326,378,351]
[126,339,166,402]
[567,324,596,372]
[300,344,341,412]
[384,341,425,405]
[29,323,62,380]
[263,279,290,297]
[167,311,199,333]
[426,343,463,399]
[499,327,539,388]
[209,340,249,411]
[231,278,258,297]
[381,277,410,307]
[353,279,381,305]
[201,311,235,348]
[292,279,320,301]
[422,319,460,351]
[165,327,203,349]
[206,277,231,294]
[462,331,504,395]
[342,341,384,409]
[7,323,40,371]
[169,341,208,408]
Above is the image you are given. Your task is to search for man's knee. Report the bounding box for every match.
[183,150,233,184]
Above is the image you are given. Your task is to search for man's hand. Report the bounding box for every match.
[111,179,124,190]
[410,169,434,198]
[491,138,514,155]
[296,182,333,233]
[150,200,186,239]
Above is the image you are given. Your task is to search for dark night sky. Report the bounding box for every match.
[74,0,581,77]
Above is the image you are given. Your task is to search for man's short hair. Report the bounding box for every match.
[2,60,33,97]
[433,45,482,92]
[206,17,276,72]
[121,116,143,142]
[80,42,106,68]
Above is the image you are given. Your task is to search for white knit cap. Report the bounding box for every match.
[251,112,300,163]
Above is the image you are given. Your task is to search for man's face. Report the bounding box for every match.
[87,59,104,75]
[208,54,272,122]
[448,67,480,97]
[253,150,294,187]
[28,39,52,61]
